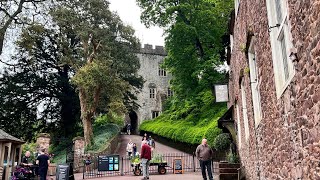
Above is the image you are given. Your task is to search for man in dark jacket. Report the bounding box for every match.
[140,140,152,180]
[196,139,213,180]
[36,149,50,180]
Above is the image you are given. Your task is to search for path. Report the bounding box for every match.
[73,134,211,180]
[117,134,186,156]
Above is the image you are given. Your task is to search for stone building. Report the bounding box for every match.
[126,44,172,133]
[226,0,320,179]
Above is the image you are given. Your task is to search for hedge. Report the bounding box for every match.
[139,103,227,148]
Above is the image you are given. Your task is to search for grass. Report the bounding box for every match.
[140,102,227,148]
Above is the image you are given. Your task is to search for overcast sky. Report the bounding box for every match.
[108,0,165,47]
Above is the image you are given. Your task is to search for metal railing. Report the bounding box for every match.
[82,152,221,179]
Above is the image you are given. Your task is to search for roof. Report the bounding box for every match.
[0,129,25,144]
[218,105,234,129]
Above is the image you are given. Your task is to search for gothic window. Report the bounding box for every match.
[152,111,160,119]
[150,88,155,98]
[266,0,295,98]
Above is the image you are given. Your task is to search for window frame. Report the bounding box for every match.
[240,80,250,141]
[152,111,160,119]
[248,39,262,127]
[236,103,242,149]
[149,88,156,98]
[266,0,295,98]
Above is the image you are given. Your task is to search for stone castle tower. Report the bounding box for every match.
[126,44,172,132]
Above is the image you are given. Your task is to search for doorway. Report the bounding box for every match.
[129,111,138,134]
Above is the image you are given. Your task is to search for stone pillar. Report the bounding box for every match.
[73,137,85,172]
[36,133,51,153]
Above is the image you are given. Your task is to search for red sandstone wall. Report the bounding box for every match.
[228,0,320,179]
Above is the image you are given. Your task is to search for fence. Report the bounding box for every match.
[82,152,222,179]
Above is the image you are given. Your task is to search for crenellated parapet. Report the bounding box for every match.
[140,44,167,56]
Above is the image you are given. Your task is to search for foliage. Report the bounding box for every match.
[0,0,52,57]
[136,0,233,98]
[22,142,37,162]
[85,124,120,152]
[50,0,143,145]
[150,154,165,163]
[0,25,80,141]
[213,133,231,151]
[94,113,124,127]
[49,139,71,164]
[227,152,240,163]
[137,0,232,147]
[140,101,226,147]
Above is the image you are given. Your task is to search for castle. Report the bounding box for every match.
[126,44,172,133]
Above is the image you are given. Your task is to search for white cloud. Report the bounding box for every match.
[108,0,165,47]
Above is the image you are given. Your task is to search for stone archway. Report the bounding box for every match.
[129,111,138,134]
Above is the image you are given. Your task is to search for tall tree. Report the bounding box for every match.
[50,0,143,145]
[0,24,80,141]
[0,0,50,59]
[136,0,232,98]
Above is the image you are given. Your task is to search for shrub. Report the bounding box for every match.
[227,152,240,163]
[213,133,231,151]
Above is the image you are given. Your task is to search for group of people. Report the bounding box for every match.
[135,136,214,180]
[15,148,50,180]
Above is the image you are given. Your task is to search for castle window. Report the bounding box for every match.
[240,80,249,140]
[167,88,173,97]
[159,65,167,77]
[150,88,155,98]
[152,111,160,119]
[248,38,262,127]
[266,0,295,98]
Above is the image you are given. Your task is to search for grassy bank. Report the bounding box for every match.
[140,100,227,147]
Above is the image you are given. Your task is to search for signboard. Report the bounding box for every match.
[173,159,183,174]
[98,155,120,171]
[214,84,229,102]
[56,164,69,180]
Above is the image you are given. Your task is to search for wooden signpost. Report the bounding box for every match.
[173,158,183,174]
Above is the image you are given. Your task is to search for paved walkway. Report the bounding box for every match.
[74,171,220,180]
[73,134,210,180]
[117,134,186,156]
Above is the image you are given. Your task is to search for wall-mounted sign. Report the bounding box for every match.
[98,155,120,171]
[214,84,229,102]
[173,158,183,174]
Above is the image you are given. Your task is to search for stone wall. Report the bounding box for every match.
[136,44,172,124]
[228,0,320,179]
[36,133,51,153]
[73,135,120,172]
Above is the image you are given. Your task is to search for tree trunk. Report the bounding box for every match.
[79,88,93,146]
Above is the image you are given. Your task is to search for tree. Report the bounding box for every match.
[0,0,50,60]
[50,0,143,145]
[0,24,80,141]
[137,0,232,98]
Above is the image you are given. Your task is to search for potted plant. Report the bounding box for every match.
[213,134,240,180]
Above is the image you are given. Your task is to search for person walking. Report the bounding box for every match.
[127,123,131,135]
[36,148,50,180]
[140,140,152,180]
[132,143,137,157]
[126,140,134,159]
[196,139,213,180]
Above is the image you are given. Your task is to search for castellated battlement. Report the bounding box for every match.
[140,44,167,56]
